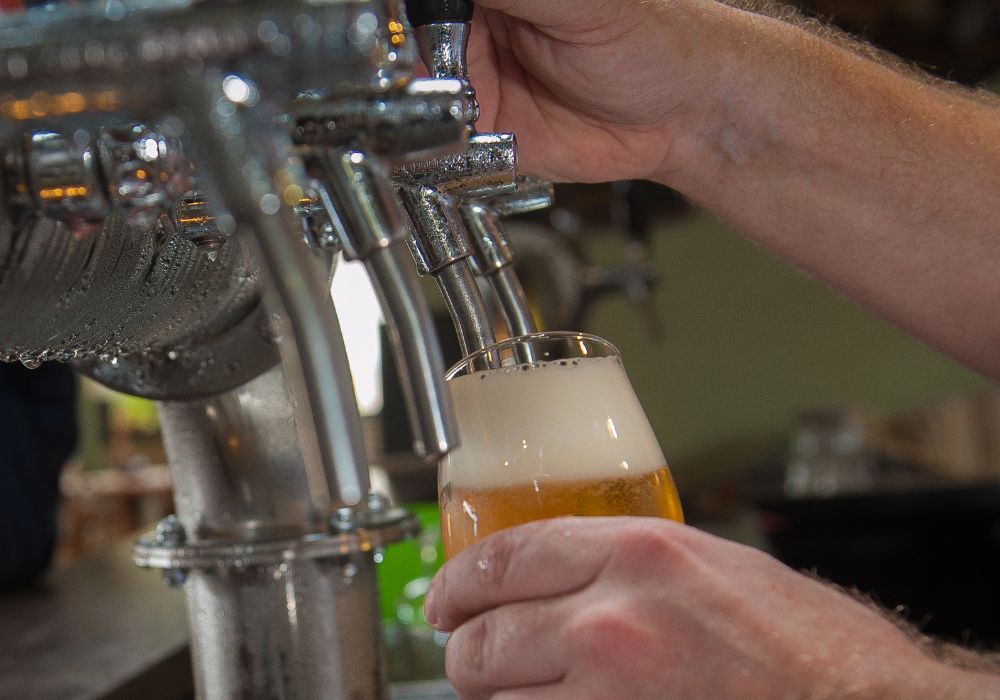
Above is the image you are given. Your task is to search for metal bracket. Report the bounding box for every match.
[133,506,420,575]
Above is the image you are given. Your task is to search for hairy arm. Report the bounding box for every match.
[658,2,1000,380]
[468,0,1000,380]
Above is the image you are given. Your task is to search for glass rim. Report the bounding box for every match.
[445,331,621,380]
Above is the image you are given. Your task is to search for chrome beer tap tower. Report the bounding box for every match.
[0,0,549,696]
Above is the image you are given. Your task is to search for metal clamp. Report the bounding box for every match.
[134,503,420,576]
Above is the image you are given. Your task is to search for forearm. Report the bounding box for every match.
[905,663,1000,699]
[659,2,1000,379]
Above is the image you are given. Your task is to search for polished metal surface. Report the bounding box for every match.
[318,148,459,460]
[293,78,469,161]
[461,201,514,273]
[157,365,325,543]
[19,122,198,236]
[395,133,514,355]
[490,176,556,218]
[0,209,274,393]
[414,23,471,81]
[184,551,386,699]
[320,149,399,260]
[153,363,400,699]
[460,177,554,336]
[492,265,536,337]
[97,122,193,228]
[399,185,473,275]
[0,1,547,697]
[461,199,539,335]
[396,133,517,197]
[134,509,419,570]
[165,193,231,257]
[181,72,370,507]
[436,261,495,355]
[0,0,414,118]
[399,19,546,351]
[24,130,108,234]
[74,304,277,400]
[366,242,459,457]
[413,23,477,125]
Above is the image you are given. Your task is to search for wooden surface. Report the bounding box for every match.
[0,536,192,700]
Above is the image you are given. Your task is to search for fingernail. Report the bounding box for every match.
[424,588,439,628]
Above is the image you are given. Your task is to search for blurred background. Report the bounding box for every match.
[5,0,1000,687]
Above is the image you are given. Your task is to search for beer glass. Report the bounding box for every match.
[439,332,683,558]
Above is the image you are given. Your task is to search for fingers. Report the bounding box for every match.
[425,516,690,631]
[425,518,607,631]
[446,598,570,697]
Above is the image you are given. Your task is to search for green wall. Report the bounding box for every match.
[583,212,988,490]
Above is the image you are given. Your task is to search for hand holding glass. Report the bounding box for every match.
[439,332,683,558]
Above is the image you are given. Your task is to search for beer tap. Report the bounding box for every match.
[0,1,477,697]
[289,78,470,460]
[461,176,553,336]
[398,0,551,352]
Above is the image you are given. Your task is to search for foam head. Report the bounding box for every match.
[441,356,667,489]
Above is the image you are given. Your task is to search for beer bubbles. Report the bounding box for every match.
[439,333,683,558]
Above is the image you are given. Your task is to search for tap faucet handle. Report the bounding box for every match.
[407,0,477,122]
[405,0,475,27]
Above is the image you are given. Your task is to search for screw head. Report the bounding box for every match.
[367,489,390,514]
[331,507,357,533]
[154,514,186,546]
[162,569,188,588]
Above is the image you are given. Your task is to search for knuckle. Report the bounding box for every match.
[474,527,522,591]
[615,520,692,572]
[446,615,491,690]
[568,603,654,662]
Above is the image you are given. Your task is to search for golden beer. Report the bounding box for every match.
[441,467,683,558]
[440,335,683,558]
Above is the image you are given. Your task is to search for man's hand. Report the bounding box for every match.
[425,517,997,699]
[464,0,1000,381]
[466,0,712,184]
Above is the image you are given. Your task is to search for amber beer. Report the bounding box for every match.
[439,344,683,559]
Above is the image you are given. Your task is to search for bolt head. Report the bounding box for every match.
[162,569,188,588]
[154,514,185,546]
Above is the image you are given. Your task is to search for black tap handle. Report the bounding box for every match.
[405,0,474,27]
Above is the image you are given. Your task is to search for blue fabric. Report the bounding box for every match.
[0,362,77,588]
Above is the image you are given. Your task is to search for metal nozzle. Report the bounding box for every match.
[318,149,459,460]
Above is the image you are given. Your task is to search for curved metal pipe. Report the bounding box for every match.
[181,73,369,507]
[436,260,494,356]
[316,148,459,461]
[492,265,536,337]
[367,242,459,458]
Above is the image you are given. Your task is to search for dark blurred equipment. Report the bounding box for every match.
[505,182,690,336]
[797,0,1000,84]
[0,362,77,589]
[761,484,1000,646]
[761,394,1000,647]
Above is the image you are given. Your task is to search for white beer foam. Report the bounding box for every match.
[442,355,667,489]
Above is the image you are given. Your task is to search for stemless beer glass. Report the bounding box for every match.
[439,332,683,558]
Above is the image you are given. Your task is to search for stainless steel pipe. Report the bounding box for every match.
[157,364,387,699]
[179,72,370,507]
